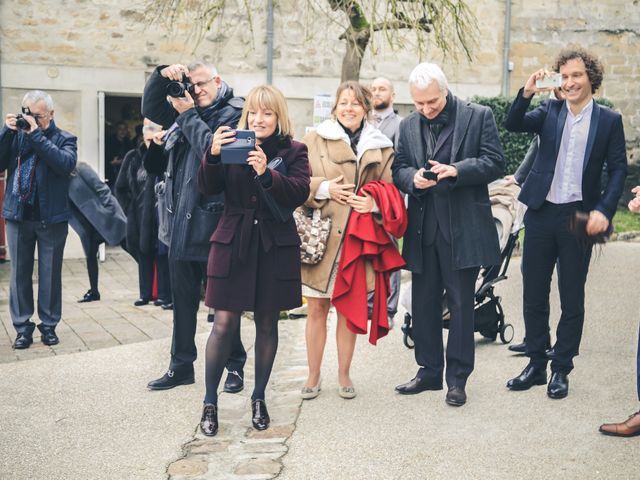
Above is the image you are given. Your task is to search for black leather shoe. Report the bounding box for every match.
[251,399,270,431]
[200,403,218,436]
[395,375,443,395]
[153,299,165,307]
[147,369,195,390]
[78,290,100,303]
[13,332,33,349]
[161,302,174,310]
[223,370,244,393]
[445,386,467,406]
[547,372,569,399]
[134,298,149,306]
[37,324,59,346]
[545,348,557,360]
[508,340,527,353]
[507,365,547,391]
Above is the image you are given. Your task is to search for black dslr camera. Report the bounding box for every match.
[166,75,194,98]
[15,107,32,130]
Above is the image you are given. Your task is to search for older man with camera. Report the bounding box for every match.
[142,61,247,391]
[0,90,77,349]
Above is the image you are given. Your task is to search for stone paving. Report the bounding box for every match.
[0,251,210,363]
[167,321,308,480]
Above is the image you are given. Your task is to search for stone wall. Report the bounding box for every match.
[508,0,640,162]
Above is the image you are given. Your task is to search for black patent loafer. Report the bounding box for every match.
[133,298,149,306]
[37,324,59,346]
[78,290,100,303]
[13,332,33,349]
[445,386,467,407]
[547,372,569,399]
[161,302,174,310]
[251,399,270,431]
[506,365,547,391]
[147,369,195,390]
[223,370,244,393]
[200,403,218,436]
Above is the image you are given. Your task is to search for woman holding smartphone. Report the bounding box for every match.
[197,85,310,436]
[300,81,394,400]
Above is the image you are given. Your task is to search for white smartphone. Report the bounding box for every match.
[536,73,562,89]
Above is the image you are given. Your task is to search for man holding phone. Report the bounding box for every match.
[392,63,504,406]
[505,48,627,399]
[141,61,247,392]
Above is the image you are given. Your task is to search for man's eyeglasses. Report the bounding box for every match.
[191,75,217,90]
[21,107,50,121]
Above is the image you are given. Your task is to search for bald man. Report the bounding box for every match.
[370,77,403,145]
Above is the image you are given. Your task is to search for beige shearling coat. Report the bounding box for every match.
[300,120,394,293]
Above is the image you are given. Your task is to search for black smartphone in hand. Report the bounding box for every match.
[422,169,438,182]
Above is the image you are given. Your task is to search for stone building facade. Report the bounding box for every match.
[0,0,638,255]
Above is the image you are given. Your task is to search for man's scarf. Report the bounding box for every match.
[12,134,38,205]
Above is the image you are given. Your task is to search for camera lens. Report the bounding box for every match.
[15,115,30,130]
[166,81,186,98]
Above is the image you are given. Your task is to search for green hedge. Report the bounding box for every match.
[470,95,614,175]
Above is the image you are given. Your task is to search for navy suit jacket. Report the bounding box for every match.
[504,88,627,220]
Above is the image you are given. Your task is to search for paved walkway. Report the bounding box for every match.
[1,244,639,479]
[0,252,210,363]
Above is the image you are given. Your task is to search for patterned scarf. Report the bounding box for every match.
[12,134,38,205]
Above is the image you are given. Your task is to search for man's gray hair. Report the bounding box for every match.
[188,61,218,77]
[408,63,449,92]
[22,90,54,111]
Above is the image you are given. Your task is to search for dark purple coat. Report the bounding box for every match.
[198,138,310,312]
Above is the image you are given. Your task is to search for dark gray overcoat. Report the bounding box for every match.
[392,96,505,272]
[68,162,127,248]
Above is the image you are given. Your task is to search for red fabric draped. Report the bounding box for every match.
[332,181,407,345]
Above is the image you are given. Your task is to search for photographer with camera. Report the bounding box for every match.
[142,61,247,391]
[0,90,77,349]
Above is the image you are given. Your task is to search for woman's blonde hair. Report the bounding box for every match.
[331,81,372,121]
[238,85,294,137]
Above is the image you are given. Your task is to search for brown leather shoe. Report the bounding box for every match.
[599,410,640,437]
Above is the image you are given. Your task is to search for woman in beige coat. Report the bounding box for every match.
[301,81,394,399]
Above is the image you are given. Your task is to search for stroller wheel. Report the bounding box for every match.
[500,323,514,344]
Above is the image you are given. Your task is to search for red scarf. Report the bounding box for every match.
[332,181,407,345]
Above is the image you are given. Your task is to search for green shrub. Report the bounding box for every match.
[471,95,614,175]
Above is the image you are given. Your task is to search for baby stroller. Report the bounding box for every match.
[400,180,524,349]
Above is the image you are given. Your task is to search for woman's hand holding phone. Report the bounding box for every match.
[210,126,236,156]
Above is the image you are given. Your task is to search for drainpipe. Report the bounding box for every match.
[502,0,512,96]
[266,0,274,84]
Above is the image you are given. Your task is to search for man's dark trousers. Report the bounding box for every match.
[169,258,246,372]
[6,220,68,334]
[523,201,592,374]
[411,227,479,388]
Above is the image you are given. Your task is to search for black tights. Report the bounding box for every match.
[204,309,279,405]
[86,238,101,293]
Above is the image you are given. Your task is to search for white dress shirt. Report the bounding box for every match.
[546,100,593,204]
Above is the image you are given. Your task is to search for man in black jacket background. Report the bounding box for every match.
[142,61,246,391]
